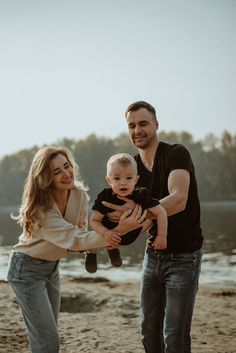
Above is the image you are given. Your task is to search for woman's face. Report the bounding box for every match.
[49,153,75,191]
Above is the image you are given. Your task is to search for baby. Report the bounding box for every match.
[85,153,168,273]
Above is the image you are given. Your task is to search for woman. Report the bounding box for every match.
[7,145,144,353]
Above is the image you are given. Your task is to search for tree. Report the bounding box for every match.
[0,147,38,205]
[220,131,236,199]
[0,131,235,205]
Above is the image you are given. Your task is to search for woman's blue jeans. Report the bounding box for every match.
[140,247,202,353]
[7,252,61,353]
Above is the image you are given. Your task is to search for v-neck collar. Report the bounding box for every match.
[138,141,163,172]
[53,189,73,219]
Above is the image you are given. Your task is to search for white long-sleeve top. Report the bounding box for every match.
[13,187,108,260]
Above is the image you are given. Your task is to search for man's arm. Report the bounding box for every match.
[159,169,190,216]
[101,169,190,219]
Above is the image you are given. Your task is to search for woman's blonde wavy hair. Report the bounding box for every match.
[13,145,86,236]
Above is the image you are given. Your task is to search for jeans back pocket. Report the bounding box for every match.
[7,253,24,281]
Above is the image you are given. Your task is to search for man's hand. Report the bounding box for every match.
[102,198,136,222]
[116,205,147,235]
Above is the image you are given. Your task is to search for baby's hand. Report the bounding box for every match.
[153,235,167,250]
[103,229,121,247]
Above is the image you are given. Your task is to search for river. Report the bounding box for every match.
[0,201,236,287]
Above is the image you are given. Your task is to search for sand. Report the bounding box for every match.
[0,277,235,353]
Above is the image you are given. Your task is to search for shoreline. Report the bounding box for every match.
[1,246,236,288]
[0,277,236,353]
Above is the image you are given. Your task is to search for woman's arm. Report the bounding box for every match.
[37,205,146,252]
[36,208,110,251]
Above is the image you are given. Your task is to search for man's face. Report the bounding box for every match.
[126,107,158,149]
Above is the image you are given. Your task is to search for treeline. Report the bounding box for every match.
[0,130,235,206]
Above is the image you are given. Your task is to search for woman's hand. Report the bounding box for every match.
[114,204,147,235]
[103,229,121,247]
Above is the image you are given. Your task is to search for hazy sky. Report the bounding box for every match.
[1,0,235,157]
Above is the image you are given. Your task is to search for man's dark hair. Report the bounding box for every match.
[125,101,157,121]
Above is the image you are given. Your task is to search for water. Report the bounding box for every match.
[0,202,236,287]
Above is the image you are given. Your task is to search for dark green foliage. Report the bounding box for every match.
[0,131,235,206]
[0,147,38,205]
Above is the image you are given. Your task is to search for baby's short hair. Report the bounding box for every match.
[106,153,137,176]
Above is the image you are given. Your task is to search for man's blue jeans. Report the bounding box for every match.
[7,252,61,353]
[140,247,202,353]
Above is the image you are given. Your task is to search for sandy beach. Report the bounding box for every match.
[0,277,235,353]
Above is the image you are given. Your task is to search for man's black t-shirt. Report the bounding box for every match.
[135,141,203,252]
[92,187,159,245]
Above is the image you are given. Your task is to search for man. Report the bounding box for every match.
[104,101,203,353]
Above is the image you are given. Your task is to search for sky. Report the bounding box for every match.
[1,0,236,157]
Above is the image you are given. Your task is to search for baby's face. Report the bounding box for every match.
[106,164,139,197]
